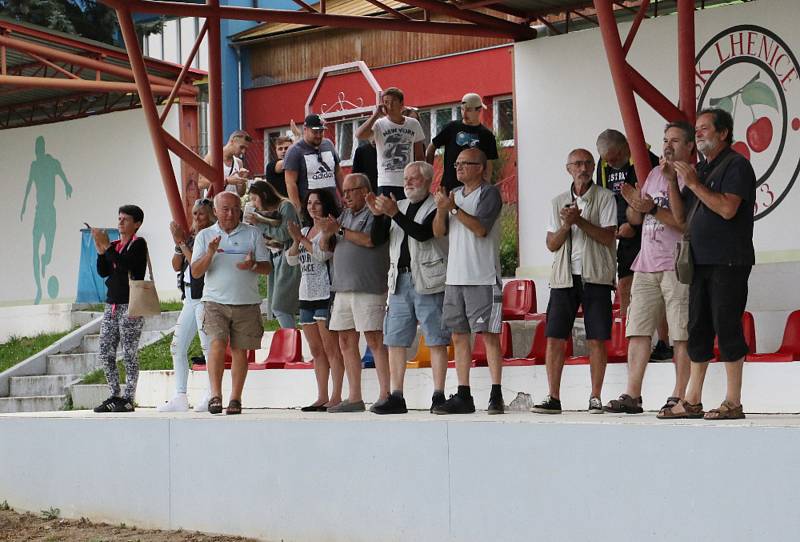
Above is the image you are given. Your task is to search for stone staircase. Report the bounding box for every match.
[0,311,179,413]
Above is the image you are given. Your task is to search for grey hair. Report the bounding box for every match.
[214,191,241,208]
[596,129,628,155]
[405,161,434,183]
[345,173,371,189]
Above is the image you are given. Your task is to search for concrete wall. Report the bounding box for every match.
[515,0,800,347]
[2,107,183,309]
[2,412,800,541]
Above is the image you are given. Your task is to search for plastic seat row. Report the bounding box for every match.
[503,279,622,322]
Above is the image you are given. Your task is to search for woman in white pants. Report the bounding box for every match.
[157,199,215,412]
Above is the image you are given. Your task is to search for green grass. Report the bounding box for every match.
[0,329,75,373]
[81,318,282,383]
[82,300,184,313]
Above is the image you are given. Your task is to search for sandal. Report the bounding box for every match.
[208,396,223,415]
[603,394,643,414]
[704,400,745,420]
[657,399,704,419]
[226,399,242,415]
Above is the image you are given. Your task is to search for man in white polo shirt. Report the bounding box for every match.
[191,192,272,415]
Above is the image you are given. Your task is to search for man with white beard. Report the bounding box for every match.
[365,161,451,414]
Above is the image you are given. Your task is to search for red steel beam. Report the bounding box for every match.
[28,53,80,79]
[161,128,217,183]
[625,65,686,121]
[0,74,183,95]
[362,0,412,20]
[399,0,534,37]
[159,19,208,124]
[179,102,202,220]
[116,6,188,231]
[207,0,225,196]
[0,34,197,95]
[593,0,651,189]
[97,0,524,39]
[621,0,648,55]
[677,0,696,125]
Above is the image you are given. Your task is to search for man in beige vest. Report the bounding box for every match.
[532,148,617,414]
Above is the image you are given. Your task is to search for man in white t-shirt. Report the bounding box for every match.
[191,192,272,415]
[432,148,505,415]
[355,87,425,201]
[198,130,252,196]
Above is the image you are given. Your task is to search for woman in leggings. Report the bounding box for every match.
[157,198,216,412]
[286,189,344,411]
[92,204,147,413]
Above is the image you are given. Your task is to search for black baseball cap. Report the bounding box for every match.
[304,114,325,130]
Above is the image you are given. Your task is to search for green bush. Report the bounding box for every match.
[499,204,519,278]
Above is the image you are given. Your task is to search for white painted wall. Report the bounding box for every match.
[515,0,800,346]
[2,108,184,309]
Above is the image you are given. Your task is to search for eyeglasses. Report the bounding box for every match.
[342,187,367,195]
[454,161,481,168]
[567,160,595,168]
[195,198,213,207]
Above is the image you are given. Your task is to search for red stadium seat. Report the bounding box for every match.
[504,319,573,366]
[502,280,536,320]
[566,318,628,365]
[192,344,256,371]
[472,322,513,366]
[714,311,756,361]
[249,328,304,370]
[747,310,800,362]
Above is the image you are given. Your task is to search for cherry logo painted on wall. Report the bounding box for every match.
[696,25,800,220]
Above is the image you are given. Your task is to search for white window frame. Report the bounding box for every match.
[493,94,515,147]
[335,118,367,166]
[264,126,292,166]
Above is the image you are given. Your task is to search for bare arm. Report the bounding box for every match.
[355,107,384,140]
[342,228,374,248]
[669,177,686,229]
[674,161,742,220]
[274,159,285,174]
[626,204,644,226]
[191,236,219,278]
[546,225,571,253]
[576,219,617,248]
[334,164,344,193]
[425,143,437,164]
[452,207,490,238]
[413,141,424,161]
[285,169,301,210]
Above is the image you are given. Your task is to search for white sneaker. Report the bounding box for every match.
[193,393,211,413]
[157,394,189,412]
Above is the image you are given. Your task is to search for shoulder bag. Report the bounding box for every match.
[128,246,161,317]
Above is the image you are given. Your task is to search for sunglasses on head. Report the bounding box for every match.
[195,198,213,207]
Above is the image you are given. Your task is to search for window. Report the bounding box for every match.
[335,119,365,165]
[494,96,514,146]
[264,126,291,165]
[417,110,431,147]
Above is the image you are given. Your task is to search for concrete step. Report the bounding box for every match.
[47,352,99,375]
[71,311,102,327]
[142,312,180,331]
[0,395,66,413]
[9,374,81,397]
[80,329,170,353]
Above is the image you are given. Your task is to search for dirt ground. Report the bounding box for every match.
[0,508,260,542]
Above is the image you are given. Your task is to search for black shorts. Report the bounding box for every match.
[545,276,613,341]
[616,239,641,279]
[688,264,751,362]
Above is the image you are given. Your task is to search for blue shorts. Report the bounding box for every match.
[299,299,331,326]
[383,272,450,348]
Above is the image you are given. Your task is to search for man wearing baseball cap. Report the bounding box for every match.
[426,93,499,192]
[283,114,344,210]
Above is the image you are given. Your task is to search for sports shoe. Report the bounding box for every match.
[487,395,505,415]
[531,395,562,414]
[432,394,475,415]
[157,394,189,412]
[650,340,674,362]
[371,394,408,415]
[193,392,210,413]
[93,396,117,413]
[327,400,366,413]
[430,392,446,413]
[368,396,389,413]
[112,397,135,412]
[588,396,604,414]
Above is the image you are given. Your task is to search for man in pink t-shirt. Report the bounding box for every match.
[604,122,695,416]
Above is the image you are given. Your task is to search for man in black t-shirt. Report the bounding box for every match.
[660,108,755,421]
[265,135,292,197]
[351,138,378,193]
[426,92,498,192]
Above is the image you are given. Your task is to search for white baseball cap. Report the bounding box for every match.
[461,93,487,110]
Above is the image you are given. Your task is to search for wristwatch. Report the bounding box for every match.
[449,205,459,216]
[337,226,345,238]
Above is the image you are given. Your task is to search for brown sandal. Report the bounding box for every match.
[704,400,745,420]
[225,399,242,415]
[657,399,704,419]
[208,396,223,415]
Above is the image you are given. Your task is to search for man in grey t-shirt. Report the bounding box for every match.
[319,173,390,413]
[283,114,344,210]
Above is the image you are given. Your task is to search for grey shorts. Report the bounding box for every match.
[442,283,502,334]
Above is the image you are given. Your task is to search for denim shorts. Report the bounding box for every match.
[383,272,450,348]
[299,299,330,325]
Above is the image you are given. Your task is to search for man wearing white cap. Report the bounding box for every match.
[426,93,499,192]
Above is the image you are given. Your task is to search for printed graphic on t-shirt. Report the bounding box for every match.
[455,131,481,148]
[643,190,670,237]
[380,128,416,172]
[606,170,629,195]
[304,151,336,189]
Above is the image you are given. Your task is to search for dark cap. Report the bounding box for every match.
[304,114,325,130]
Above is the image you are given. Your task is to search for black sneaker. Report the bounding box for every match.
[93,396,117,413]
[650,341,674,362]
[430,392,446,413]
[433,394,475,415]
[372,393,408,415]
[531,395,562,414]
[112,397,135,412]
[488,395,505,415]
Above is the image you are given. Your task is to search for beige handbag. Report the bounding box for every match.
[128,249,161,317]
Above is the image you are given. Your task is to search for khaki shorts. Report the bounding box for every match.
[329,291,387,332]
[626,270,689,341]
[202,301,264,350]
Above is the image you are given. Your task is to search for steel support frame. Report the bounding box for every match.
[593,0,696,185]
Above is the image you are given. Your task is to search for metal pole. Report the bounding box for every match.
[677,0,696,125]
[159,19,209,124]
[115,6,188,231]
[207,0,225,195]
[593,0,651,188]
